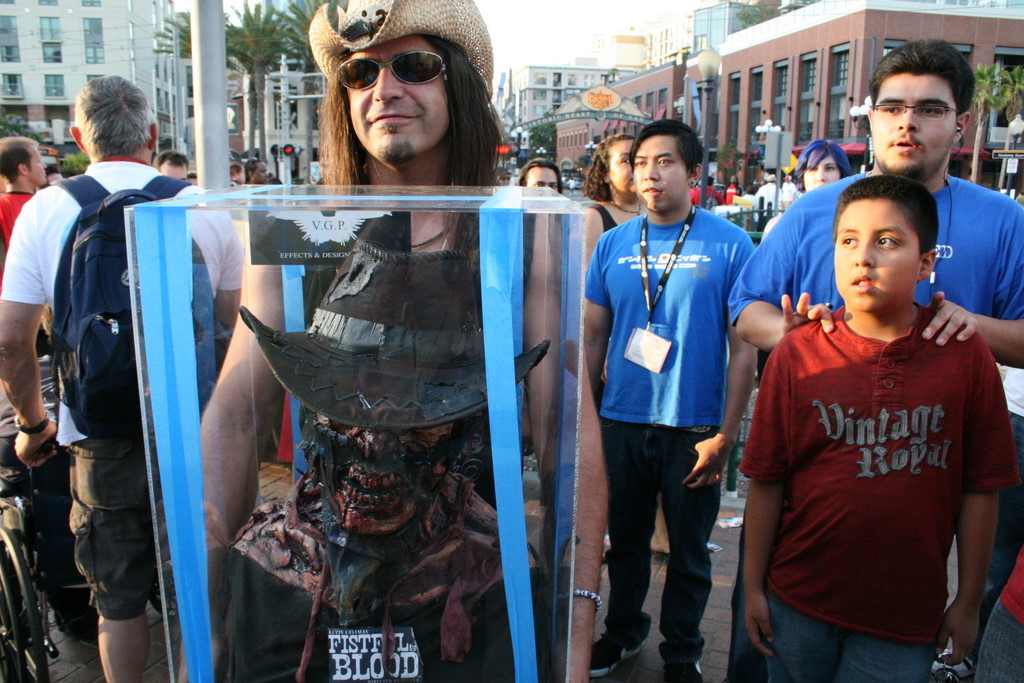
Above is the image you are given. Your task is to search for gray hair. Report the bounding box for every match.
[74,76,155,159]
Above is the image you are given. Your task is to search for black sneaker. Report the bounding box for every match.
[664,661,703,683]
[589,635,643,677]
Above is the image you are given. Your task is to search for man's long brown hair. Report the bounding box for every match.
[319,35,503,188]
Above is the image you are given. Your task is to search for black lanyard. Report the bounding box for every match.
[639,207,696,326]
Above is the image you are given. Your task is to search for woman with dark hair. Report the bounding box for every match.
[792,138,852,193]
[581,134,637,259]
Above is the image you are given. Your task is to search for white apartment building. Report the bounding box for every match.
[0,0,180,155]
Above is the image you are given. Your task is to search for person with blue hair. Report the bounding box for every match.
[792,139,853,193]
[763,140,853,236]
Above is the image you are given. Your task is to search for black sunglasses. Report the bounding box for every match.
[338,51,446,90]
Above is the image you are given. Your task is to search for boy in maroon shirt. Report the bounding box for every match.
[742,175,1020,682]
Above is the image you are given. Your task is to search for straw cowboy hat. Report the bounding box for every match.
[309,0,493,89]
[241,240,547,429]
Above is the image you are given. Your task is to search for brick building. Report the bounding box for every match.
[691,0,1024,189]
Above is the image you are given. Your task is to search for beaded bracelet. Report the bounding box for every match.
[572,589,603,611]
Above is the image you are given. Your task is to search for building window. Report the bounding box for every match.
[83,0,101,5]
[832,50,849,88]
[552,72,561,87]
[750,70,763,103]
[774,64,789,129]
[532,104,546,116]
[801,57,816,93]
[43,43,62,63]
[798,100,814,142]
[567,74,577,87]
[2,73,22,96]
[40,17,60,41]
[84,17,104,63]
[0,1,12,4]
[0,16,17,63]
[533,73,547,86]
[39,0,57,4]
[45,74,65,97]
[534,89,547,101]
[828,49,849,138]
[727,74,740,145]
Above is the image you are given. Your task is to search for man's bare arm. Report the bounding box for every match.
[683,324,756,488]
[935,490,998,665]
[583,301,611,401]
[743,478,785,657]
[569,368,607,683]
[0,300,56,465]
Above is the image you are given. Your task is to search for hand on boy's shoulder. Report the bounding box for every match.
[922,292,978,346]
[781,292,835,337]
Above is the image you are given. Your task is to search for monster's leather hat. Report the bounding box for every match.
[309,0,493,91]
[240,241,547,429]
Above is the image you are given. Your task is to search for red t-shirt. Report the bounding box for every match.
[1001,546,1024,625]
[741,306,1020,644]
[0,191,32,250]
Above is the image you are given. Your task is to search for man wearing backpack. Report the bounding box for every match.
[0,75,242,682]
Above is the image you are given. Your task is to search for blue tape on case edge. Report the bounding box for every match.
[131,203,214,682]
[282,265,307,478]
[480,189,537,683]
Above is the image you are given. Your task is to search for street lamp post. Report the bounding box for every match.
[697,47,722,210]
[1006,114,1024,198]
[849,96,873,173]
[536,147,548,158]
[755,119,783,215]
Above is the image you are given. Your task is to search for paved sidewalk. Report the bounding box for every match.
[44,492,748,682]
[590,495,747,683]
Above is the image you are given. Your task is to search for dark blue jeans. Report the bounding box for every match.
[600,419,720,664]
[975,412,1024,656]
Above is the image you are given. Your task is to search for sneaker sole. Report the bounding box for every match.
[589,643,643,678]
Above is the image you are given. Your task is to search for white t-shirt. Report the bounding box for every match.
[755,182,779,210]
[1,161,243,444]
[1005,368,1024,418]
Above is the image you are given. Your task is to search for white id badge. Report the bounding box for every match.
[624,327,672,373]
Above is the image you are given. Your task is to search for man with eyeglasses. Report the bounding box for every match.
[203,1,607,680]
[725,38,1024,683]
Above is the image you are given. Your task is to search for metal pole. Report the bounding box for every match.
[191,0,228,189]
[279,54,291,184]
[699,79,713,210]
[172,24,188,156]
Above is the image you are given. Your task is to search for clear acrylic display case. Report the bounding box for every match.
[126,185,585,682]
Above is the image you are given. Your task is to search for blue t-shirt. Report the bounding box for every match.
[729,174,1024,321]
[585,210,754,427]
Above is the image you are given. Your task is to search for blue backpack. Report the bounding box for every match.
[51,174,191,437]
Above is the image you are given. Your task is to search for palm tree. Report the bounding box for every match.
[282,1,339,180]
[996,66,1024,189]
[154,11,194,58]
[226,3,288,161]
[971,64,1003,185]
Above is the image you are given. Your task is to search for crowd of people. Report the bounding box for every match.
[0,0,1023,681]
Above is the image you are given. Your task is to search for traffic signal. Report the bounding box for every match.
[282,143,296,156]
[496,144,511,155]
[270,144,279,156]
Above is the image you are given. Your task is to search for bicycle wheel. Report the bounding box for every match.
[0,523,49,682]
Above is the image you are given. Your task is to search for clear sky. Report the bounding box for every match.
[180,0,694,75]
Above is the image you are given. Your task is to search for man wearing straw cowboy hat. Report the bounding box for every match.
[202,0,607,679]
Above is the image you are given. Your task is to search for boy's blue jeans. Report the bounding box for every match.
[599,419,720,665]
[765,595,934,683]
